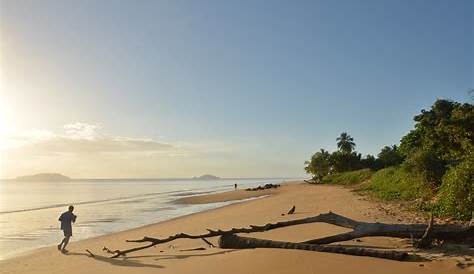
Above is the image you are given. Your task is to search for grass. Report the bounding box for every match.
[361,166,433,201]
[321,165,471,220]
[322,167,431,201]
[321,168,374,185]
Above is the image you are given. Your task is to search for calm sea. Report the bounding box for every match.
[0,178,290,260]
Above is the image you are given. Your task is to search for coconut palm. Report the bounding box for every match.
[336,132,355,154]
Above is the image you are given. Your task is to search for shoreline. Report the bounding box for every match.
[174,186,281,204]
[1,181,470,273]
[0,185,283,261]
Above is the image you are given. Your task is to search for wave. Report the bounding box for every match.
[0,181,240,215]
[0,187,219,215]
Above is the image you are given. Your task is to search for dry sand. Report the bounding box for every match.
[1,182,471,274]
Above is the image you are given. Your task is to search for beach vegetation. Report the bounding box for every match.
[321,168,374,185]
[304,149,331,182]
[377,145,404,169]
[305,99,474,220]
[432,156,473,220]
[362,167,432,201]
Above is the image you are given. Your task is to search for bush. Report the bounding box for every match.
[364,167,432,201]
[433,157,473,220]
[377,145,404,168]
[402,149,446,187]
[321,169,373,185]
[304,149,331,181]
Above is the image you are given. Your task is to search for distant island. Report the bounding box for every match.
[14,173,71,182]
[192,174,220,180]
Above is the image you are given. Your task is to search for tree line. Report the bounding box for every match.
[305,99,473,219]
[304,132,404,182]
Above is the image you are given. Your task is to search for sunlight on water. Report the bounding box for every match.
[0,178,288,260]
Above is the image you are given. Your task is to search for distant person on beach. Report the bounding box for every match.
[234,183,237,189]
[57,205,76,253]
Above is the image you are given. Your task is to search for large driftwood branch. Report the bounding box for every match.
[104,212,473,259]
[106,212,357,257]
[219,234,409,261]
[303,213,473,245]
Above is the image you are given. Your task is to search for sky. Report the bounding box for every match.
[0,0,472,179]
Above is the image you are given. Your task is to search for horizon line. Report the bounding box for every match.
[0,176,307,181]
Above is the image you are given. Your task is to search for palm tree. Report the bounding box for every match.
[336,132,355,154]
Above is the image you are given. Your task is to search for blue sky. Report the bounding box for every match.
[0,0,472,178]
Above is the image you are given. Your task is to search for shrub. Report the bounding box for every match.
[433,157,473,220]
[377,145,404,168]
[304,149,331,181]
[402,149,446,187]
[321,169,373,185]
[364,167,432,201]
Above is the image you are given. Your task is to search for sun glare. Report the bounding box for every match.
[0,91,16,150]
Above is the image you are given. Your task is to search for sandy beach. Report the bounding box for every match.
[0,181,471,274]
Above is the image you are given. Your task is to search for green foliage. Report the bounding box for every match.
[329,151,362,173]
[364,167,432,201]
[399,130,422,157]
[360,154,381,170]
[304,149,331,181]
[336,132,356,154]
[304,99,473,220]
[400,99,473,163]
[402,149,446,187]
[377,145,404,168]
[446,103,474,161]
[305,133,362,180]
[433,156,474,220]
[321,169,374,185]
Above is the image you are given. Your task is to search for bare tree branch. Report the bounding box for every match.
[219,234,409,261]
[103,212,473,259]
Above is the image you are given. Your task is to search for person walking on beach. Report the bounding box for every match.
[57,205,76,253]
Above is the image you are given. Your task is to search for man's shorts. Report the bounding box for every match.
[63,229,72,237]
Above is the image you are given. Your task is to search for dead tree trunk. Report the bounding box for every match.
[219,234,409,261]
[302,213,473,245]
[103,212,473,259]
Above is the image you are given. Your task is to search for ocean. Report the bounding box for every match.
[0,178,289,260]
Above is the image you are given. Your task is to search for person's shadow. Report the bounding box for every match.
[66,252,163,269]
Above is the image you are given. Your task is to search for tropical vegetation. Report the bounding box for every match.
[304,99,473,220]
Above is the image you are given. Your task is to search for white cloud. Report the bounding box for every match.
[0,122,195,178]
[0,123,303,178]
[2,123,175,155]
[63,122,101,139]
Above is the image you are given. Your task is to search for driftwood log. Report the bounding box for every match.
[103,212,473,260]
[302,213,473,245]
[219,234,408,261]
